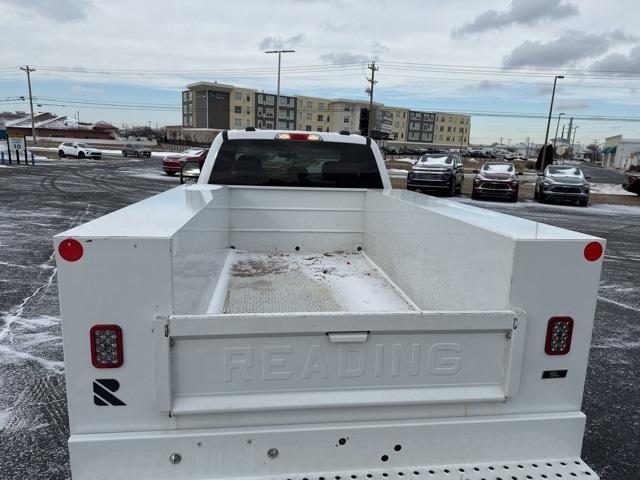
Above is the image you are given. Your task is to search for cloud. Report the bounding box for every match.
[502,30,638,67]
[556,101,590,110]
[70,85,104,96]
[371,41,389,54]
[319,52,371,64]
[453,0,578,37]
[0,0,90,21]
[259,33,305,50]
[590,45,640,73]
[476,80,504,90]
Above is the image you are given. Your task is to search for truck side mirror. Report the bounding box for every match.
[180,160,201,184]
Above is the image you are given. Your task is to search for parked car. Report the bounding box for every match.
[122,143,151,158]
[622,172,640,195]
[471,162,520,202]
[406,153,464,196]
[162,148,209,176]
[57,142,102,159]
[534,165,591,206]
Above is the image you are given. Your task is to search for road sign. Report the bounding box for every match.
[9,135,26,152]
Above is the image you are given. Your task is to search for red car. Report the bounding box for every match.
[162,148,209,176]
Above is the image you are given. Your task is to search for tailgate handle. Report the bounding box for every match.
[327,331,369,343]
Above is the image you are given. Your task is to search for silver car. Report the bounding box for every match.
[535,165,590,206]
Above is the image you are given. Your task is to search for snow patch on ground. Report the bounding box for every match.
[590,183,636,196]
[452,196,640,216]
[387,157,417,164]
[28,146,177,158]
[117,168,179,182]
[387,168,410,178]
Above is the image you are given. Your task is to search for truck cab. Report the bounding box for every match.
[56,129,603,480]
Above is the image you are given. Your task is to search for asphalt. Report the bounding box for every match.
[0,155,638,480]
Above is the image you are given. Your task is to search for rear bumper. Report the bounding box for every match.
[68,412,598,479]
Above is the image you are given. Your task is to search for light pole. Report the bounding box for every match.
[265,49,295,129]
[552,112,565,159]
[507,138,512,147]
[571,125,579,158]
[540,75,564,171]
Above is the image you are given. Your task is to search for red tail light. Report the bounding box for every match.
[90,325,123,368]
[545,317,574,355]
[275,133,322,141]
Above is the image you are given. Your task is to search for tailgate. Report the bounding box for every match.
[153,311,525,415]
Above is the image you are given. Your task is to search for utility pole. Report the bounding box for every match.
[566,117,573,142]
[366,61,378,137]
[499,136,503,145]
[20,65,37,143]
[571,125,579,157]
[525,137,530,159]
[560,124,565,140]
[265,49,295,129]
[552,112,565,157]
[540,75,564,171]
[76,111,80,126]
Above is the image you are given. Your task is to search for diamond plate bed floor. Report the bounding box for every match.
[219,251,418,314]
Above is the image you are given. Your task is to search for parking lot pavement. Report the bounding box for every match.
[0,158,638,479]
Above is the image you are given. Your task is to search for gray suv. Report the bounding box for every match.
[407,153,464,196]
[535,165,590,206]
[122,143,151,158]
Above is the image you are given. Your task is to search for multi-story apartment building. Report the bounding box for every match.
[255,92,296,130]
[407,110,436,143]
[178,81,471,147]
[295,96,332,132]
[433,112,471,147]
[385,107,409,141]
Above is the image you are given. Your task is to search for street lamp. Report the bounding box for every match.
[265,49,295,129]
[540,75,564,171]
[552,112,565,158]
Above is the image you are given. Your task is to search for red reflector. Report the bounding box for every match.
[545,317,574,355]
[584,242,603,262]
[58,238,83,262]
[90,325,123,368]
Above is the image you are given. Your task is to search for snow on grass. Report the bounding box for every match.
[387,157,417,164]
[590,183,636,196]
[387,168,410,178]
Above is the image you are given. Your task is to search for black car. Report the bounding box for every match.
[622,172,640,195]
[407,153,464,196]
[122,143,151,158]
[534,165,591,206]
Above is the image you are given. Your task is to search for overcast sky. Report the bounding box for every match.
[1,0,639,145]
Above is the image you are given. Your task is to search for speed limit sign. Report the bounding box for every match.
[9,136,25,152]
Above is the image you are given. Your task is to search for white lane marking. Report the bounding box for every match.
[597,296,640,313]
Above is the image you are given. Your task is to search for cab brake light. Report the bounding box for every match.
[545,317,574,355]
[90,325,123,368]
[275,133,322,141]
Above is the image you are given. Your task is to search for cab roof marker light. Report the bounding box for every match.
[275,133,322,141]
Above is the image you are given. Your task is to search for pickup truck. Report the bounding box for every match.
[55,129,604,480]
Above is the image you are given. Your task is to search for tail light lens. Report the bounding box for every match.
[275,133,322,141]
[90,325,123,368]
[545,317,574,355]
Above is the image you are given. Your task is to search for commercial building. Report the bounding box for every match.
[604,135,640,170]
[178,81,471,148]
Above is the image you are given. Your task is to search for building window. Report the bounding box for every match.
[306,112,312,121]
[187,91,192,101]
[447,126,452,132]
[265,121,274,129]
[258,120,264,128]
[344,105,351,112]
[448,117,453,123]
[182,92,187,101]
[305,125,312,131]
[319,103,325,111]
[265,108,274,118]
[246,94,250,102]
[403,112,406,118]
[395,122,400,128]
[234,92,242,101]
[317,114,323,122]
[234,118,242,127]
[438,135,443,141]
[439,126,444,132]
[317,127,323,132]
[278,121,287,129]
[257,94,264,103]
[258,107,263,116]
[234,106,242,114]
[446,136,451,142]
[342,117,349,124]
[266,96,274,106]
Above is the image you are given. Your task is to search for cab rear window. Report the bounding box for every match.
[208,139,383,188]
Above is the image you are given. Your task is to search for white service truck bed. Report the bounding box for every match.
[55,184,603,480]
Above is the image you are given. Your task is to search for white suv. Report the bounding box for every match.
[57,142,102,159]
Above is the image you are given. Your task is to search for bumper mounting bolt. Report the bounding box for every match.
[169,453,182,464]
[267,448,279,459]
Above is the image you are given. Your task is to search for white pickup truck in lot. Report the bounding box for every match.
[55,130,605,480]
